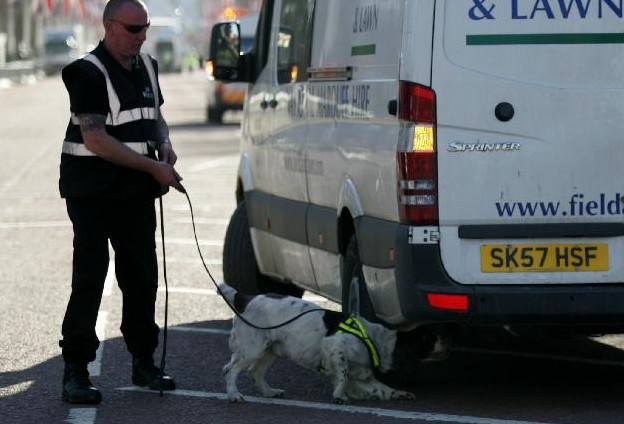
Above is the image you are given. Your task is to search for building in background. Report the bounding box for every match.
[0,0,103,69]
[0,0,262,73]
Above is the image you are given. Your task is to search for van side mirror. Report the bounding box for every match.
[210,22,244,81]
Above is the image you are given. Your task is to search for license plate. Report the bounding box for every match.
[481,243,609,273]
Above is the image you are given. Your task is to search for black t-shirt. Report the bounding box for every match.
[60,42,164,199]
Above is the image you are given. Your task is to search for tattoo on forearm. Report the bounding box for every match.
[79,114,106,133]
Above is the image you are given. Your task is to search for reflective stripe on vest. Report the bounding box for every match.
[62,140,149,156]
[80,52,159,126]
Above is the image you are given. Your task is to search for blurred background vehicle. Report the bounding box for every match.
[41,25,87,75]
[204,12,258,124]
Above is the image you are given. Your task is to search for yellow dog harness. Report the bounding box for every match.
[336,315,380,369]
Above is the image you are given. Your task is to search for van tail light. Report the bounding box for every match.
[397,81,438,225]
[427,293,469,312]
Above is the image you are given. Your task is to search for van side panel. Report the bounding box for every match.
[305,0,404,312]
[399,0,435,86]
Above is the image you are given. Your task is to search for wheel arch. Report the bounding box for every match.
[336,177,364,256]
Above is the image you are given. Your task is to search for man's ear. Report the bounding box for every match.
[103,20,114,34]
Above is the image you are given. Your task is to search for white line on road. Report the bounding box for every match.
[156,256,222,265]
[66,408,97,424]
[0,220,71,229]
[157,286,217,295]
[156,237,224,247]
[88,311,108,377]
[189,155,239,172]
[172,217,229,225]
[166,326,230,335]
[118,387,553,424]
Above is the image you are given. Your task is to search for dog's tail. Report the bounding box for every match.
[217,283,253,313]
[217,283,237,304]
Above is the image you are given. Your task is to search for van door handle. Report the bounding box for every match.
[268,99,278,109]
[260,99,269,110]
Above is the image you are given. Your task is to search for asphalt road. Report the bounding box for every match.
[1,72,624,424]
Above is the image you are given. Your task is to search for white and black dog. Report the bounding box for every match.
[219,283,451,404]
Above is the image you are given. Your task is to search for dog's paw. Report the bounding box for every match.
[263,388,284,398]
[392,390,416,401]
[227,392,245,403]
[333,395,350,404]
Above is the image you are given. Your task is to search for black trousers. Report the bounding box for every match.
[60,196,159,364]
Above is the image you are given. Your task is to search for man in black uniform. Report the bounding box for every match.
[59,0,184,404]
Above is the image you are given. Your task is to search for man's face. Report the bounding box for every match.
[104,3,149,58]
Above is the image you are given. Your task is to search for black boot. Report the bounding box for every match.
[62,362,102,404]
[132,357,176,391]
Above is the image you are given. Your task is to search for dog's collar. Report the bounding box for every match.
[336,315,381,369]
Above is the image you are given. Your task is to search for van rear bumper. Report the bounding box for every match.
[394,228,624,328]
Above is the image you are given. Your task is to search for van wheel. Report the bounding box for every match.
[223,202,303,297]
[207,106,223,124]
[341,236,377,322]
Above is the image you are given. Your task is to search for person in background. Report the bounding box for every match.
[58,0,184,404]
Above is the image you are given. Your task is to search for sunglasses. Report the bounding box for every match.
[110,19,150,34]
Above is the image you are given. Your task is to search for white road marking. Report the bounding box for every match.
[157,237,224,247]
[156,256,222,265]
[189,155,239,172]
[118,387,553,424]
[157,286,217,295]
[0,221,71,229]
[172,217,229,225]
[0,380,33,396]
[88,311,108,377]
[166,326,230,335]
[66,408,97,424]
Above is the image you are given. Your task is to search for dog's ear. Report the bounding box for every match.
[233,292,254,313]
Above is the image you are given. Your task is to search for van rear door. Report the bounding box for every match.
[433,0,624,285]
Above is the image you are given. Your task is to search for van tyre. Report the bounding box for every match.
[207,106,223,124]
[341,236,377,322]
[223,202,303,297]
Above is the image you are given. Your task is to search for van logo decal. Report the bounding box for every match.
[448,141,521,152]
[351,44,376,56]
[467,32,624,45]
[353,5,379,32]
[468,0,624,22]
[470,0,495,20]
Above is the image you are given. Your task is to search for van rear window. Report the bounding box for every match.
[444,1,624,89]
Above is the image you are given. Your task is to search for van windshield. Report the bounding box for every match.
[444,2,624,89]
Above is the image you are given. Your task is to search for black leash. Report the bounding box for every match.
[182,189,325,330]
[158,195,168,397]
[155,188,326,397]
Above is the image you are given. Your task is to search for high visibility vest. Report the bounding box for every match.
[62,52,160,157]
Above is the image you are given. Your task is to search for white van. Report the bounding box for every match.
[213,0,624,333]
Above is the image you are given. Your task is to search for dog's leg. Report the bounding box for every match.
[223,352,247,403]
[347,377,415,401]
[248,352,284,398]
[321,339,350,404]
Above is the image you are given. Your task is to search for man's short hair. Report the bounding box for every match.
[103,0,148,23]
